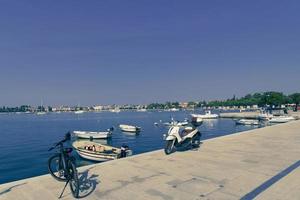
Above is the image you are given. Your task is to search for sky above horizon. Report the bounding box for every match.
[1,0,300,106]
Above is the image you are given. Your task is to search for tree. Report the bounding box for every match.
[289,93,300,111]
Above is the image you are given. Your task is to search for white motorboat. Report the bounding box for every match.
[191,110,219,120]
[110,108,121,113]
[258,112,273,121]
[236,119,259,125]
[36,111,46,115]
[164,118,189,127]
[137,109,147,112]
[73,128,113,139]
[170,108,179,112]
[269,116,295,123]
[190,116,203,125]
[74,110,85,114]
[72,140,132,162]
[119,124,141,133]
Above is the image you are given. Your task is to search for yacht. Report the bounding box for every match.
[191,110,219,119]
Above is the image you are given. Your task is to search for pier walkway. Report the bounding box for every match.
[1,120,300,199]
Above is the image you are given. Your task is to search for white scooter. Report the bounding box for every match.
[163,126,201,155]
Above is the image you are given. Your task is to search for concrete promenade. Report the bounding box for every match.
[219,111,260,119]
[1,120,300,200]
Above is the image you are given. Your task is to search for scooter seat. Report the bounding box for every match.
[180,129,194,137]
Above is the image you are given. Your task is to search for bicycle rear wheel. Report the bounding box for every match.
[68,160,79,198]
[48,154,67,182]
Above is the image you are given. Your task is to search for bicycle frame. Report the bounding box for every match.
[56,142,73,179]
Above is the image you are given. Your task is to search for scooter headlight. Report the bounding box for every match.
[163,134,167,140]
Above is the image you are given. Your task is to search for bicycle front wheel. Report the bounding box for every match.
[48,154,67,182]
[68,160,79,198]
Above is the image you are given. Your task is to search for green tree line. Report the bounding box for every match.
[146,92,300,110]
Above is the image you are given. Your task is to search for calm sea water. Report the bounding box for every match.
[0,111,261,184]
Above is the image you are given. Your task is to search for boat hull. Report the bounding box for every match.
[119,124,141,133]
[73,131,112,139]
[76,149,116,162]
[191,114,218,119]
[236,119,259,125]
[269,116,295,123]
[72,140,132,162]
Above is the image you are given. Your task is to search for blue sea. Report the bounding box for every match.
[0,111,261,184]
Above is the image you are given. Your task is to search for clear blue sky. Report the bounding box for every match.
[0,0,299,106]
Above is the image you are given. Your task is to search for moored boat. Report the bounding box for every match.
[74,110,85,114]
[258,112,273,121]
[191,110,219,120]
[119,124,141,133]
[269,116,295,123]
[72,140,132,162]
[110,108,121,113]
[190,116,203,126]
[235,119,259,125]
[137,108,147,112]
[163,118,189,127]
[36,111,46,115]
[73,128,113,139]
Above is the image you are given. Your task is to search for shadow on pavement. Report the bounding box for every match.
[78,167,100,198]
[0,182,27,196]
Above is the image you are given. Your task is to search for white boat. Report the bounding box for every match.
[191,110,219,119]
[73,129,113,139]
[110,108,121,113]
[72,140,132,162]
[168,108,179,112]
[236,119,259,125]
[74,110,85,114]
[164,118,189,127]
[119,124,141,133]
[36,111,46,115]
[191,117,203,125]
[269,116,295,123]
[258,112,273,120]
[36,99,46,115]
[137,109,147,112]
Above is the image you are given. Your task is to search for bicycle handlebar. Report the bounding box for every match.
[48,132,71,151]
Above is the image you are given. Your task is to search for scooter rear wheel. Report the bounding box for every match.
[191,132,201,147]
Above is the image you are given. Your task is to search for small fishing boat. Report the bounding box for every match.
[236,119,259,125]
[191,110,219,119]
[269,116,295,123]
[72,141,132,162]
[119,124,141,133]
[73,128,113,139]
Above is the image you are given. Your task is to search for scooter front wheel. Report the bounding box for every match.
[164,140,175,155]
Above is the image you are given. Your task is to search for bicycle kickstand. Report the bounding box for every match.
[58,180,69,199]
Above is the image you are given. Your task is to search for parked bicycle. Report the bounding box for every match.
[48,132,79,198]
